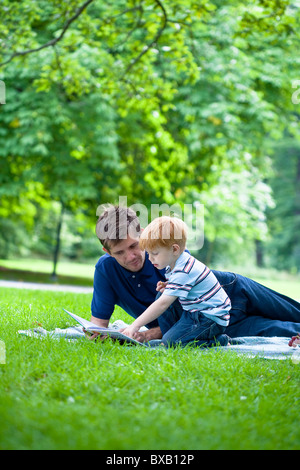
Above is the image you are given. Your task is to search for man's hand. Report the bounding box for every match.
[84,316,109,341]
[129,326,162,343]
[83,329,107,341]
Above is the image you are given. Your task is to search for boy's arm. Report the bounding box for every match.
[121,294,177,338]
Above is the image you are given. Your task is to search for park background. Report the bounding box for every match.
[0,0,300,451]
[0,0,299,296]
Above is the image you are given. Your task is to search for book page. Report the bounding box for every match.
[62,309,145,346]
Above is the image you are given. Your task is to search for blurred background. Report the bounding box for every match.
[0,0,299,298]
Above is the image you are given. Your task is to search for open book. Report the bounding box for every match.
[63,308,147,346]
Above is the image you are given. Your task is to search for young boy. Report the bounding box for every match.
[121,216,231,347]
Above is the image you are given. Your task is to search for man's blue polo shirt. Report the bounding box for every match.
[91,252,166,329]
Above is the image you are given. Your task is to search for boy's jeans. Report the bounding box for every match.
[158,271,300,340]
[160,308,226,348]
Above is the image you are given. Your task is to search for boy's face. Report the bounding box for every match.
[104,236,145,272]
[147,245,180,270]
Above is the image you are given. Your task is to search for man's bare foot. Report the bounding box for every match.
[288,334,300,347]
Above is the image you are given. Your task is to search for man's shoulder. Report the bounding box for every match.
[95,253,117,272]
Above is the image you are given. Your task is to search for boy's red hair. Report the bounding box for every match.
[139,216,187,251]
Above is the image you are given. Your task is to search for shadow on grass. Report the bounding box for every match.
[0,266,93,287]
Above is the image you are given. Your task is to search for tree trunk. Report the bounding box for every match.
[296,155,300,217]
[255,239,264,267]
[51,201,65,281]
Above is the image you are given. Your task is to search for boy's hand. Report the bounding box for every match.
[156,281,168,293]
[120,326,139,339]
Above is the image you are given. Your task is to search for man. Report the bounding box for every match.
[89,204,300,343]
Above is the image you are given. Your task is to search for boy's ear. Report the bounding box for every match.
[102,247,110,255]
[172,243,181,254]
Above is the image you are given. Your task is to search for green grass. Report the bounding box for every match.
[1,288,300,450]
[0,257,299,300]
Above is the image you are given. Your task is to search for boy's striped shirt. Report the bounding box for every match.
[164,251,231,326]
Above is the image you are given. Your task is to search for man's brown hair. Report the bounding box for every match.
[96,204,141,252]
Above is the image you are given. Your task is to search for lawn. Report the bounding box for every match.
[0,257,299,300]
[0,287,300,450]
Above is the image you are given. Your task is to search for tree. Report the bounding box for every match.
[1,0,300,271]
[265,139,300,273]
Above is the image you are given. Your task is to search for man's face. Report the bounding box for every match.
[104,236,145,272]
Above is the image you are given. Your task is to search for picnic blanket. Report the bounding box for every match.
[18,320,300,361]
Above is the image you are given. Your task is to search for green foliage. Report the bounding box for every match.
[1,0,300,267]
[265,139,300,272]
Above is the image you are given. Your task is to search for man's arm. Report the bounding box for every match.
[90,316,109,328]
